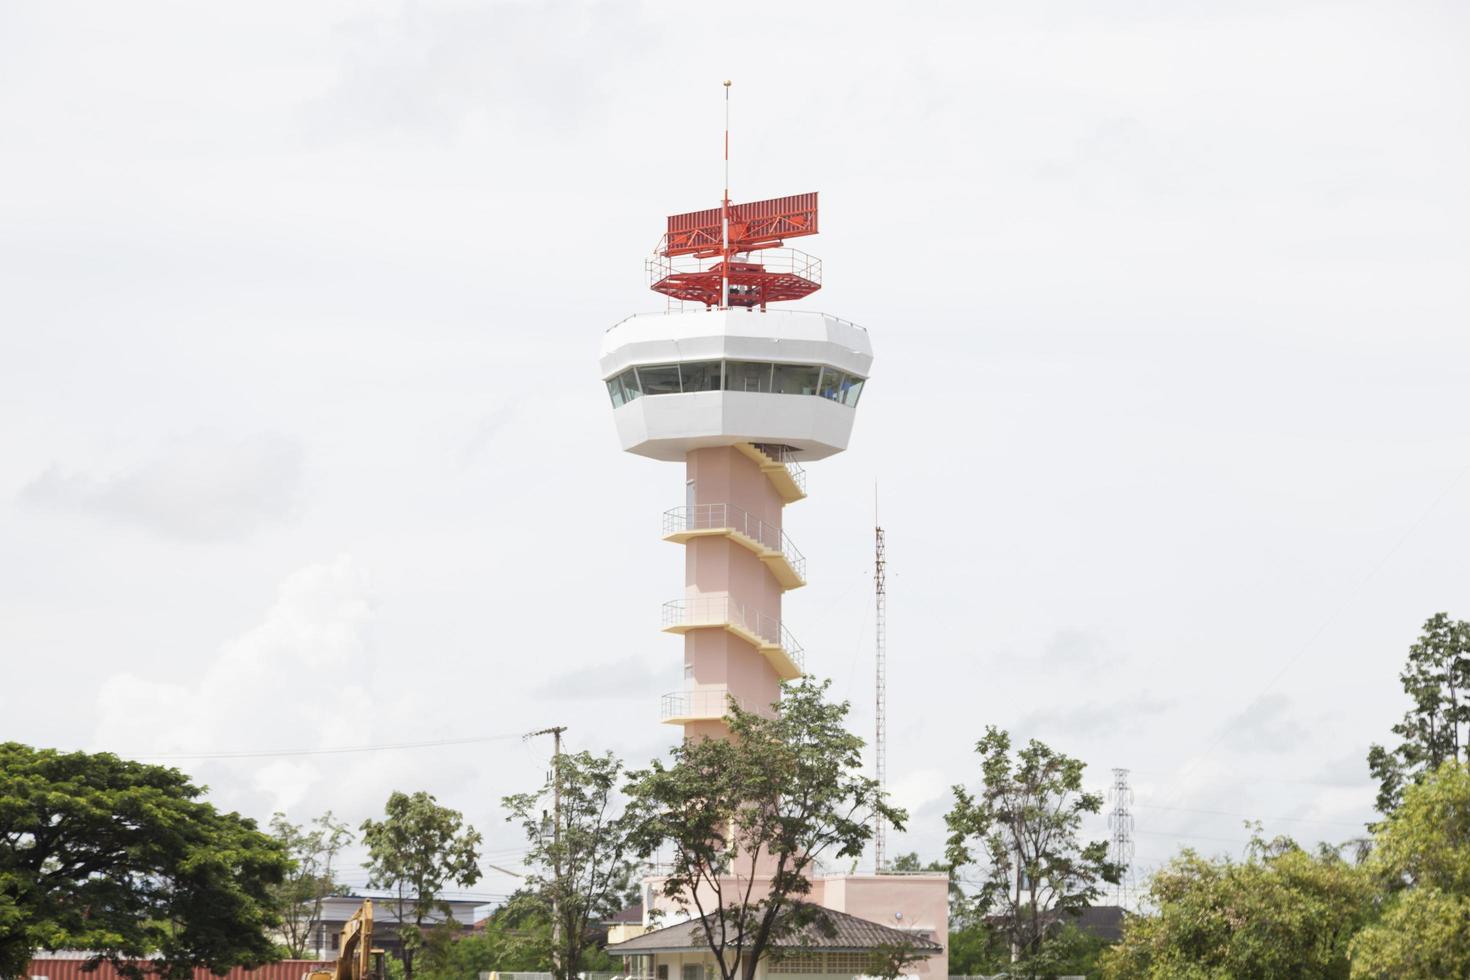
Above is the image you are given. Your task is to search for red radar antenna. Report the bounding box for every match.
[648,82,822,311]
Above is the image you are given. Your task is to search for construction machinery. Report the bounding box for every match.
[304,899,385,980]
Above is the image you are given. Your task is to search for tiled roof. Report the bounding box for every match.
[606,905,943,955]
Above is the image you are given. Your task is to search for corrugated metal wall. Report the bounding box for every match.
[25,959,323,980]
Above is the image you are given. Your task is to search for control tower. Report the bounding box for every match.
[600,90,948,980]
[600,173,871,737]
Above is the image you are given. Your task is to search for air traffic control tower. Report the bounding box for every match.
[600,183,871,738]
[599,94,948,980]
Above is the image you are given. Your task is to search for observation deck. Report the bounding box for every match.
[600,309,872,462]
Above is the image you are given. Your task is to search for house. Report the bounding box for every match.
[607,905,943,980]
[309,895,484,960]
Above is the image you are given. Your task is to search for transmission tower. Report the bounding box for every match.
[1108,768,1135,908]
[874,523,887,872]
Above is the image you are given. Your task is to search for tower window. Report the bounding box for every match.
[679,361,721,392]
[636,364,682,396]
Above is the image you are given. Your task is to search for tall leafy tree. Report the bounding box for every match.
[1367,612,1470,814]
[361,791,483,980]
[1100,832,1374,980]
[268,810,353,959]
[944,727,1117,979]
[502,749,637,980]
[1349,760,1470,978]
[0,742,288,979]
[625,679,905,980]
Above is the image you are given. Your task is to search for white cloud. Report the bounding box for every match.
[91,557,377,815]
[20,431,303,541]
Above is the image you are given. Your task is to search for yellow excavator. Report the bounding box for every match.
[304,899,386,980]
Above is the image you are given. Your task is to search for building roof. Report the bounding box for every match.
[608,901,645,924]
[607,905,943,955]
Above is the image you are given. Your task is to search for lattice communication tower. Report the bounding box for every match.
[1108,768,1136,908]
[874,524,887,872]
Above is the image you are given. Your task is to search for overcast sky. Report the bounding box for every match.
[3,0,1468,908]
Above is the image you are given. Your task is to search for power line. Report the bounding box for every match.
[131,732,525,761]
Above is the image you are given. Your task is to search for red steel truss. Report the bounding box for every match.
[652,192,822,309]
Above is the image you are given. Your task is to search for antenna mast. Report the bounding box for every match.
[721,80,731,310]
[874,520,887,872]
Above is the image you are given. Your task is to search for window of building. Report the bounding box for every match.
[681,964,704,980]
[656,966,668,980]
[607,362,866,406]
[725,360,773,393]
[606,374,628,408]
[817,367,846,401]
[680,361,721,392]
[636,364,681,396]
[772,363,821,396]
[767,953,823,974]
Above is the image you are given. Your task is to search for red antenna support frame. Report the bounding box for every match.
[648,83,822,311]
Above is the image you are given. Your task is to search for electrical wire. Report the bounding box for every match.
[133,732,526,761]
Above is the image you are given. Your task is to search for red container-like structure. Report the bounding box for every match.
[649,192,822,309]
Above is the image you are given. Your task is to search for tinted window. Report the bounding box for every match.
[620,368,641,401]
[636,364,681,396]
[680,360,721,392]
[606,375,627,407]
[725,361,773,393]
[841,376,865,407]
[772,363,821,396]
[817,367,845,401]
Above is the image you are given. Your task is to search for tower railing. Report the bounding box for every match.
[660,595,805,673]
[662,503,806,581]
[646,247,823,292]
[660,687,743,721]
[752,444,808,496]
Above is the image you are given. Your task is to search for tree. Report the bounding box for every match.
[361,791,483,980]
[1367,612,1470,814]
[502,749,637,980]
[268,811,353,959]
[0,742,288,979]
[1099,832,1374,980]
[625,678,904,980]
[1349,760,1470,978]
[944,727,1117,979]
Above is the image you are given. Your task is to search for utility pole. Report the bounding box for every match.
[526,726,567,978]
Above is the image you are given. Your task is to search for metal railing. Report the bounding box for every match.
[605,308,868,334]
[660,687,742,721]
[752,443,808,496]
[661,595,805,673]
[645,247,823,291]
[662,503,806,581]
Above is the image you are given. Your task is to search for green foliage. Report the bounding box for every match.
[0,742,289,980]
[626,678,905,980]
[361,791,483,980]
[1348,760,1470,978]
[944,727,1117,979]
[268,810,353,959]
[1367,612,1470,814]
[1099,834,1374,979]
[502,749,636,980]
